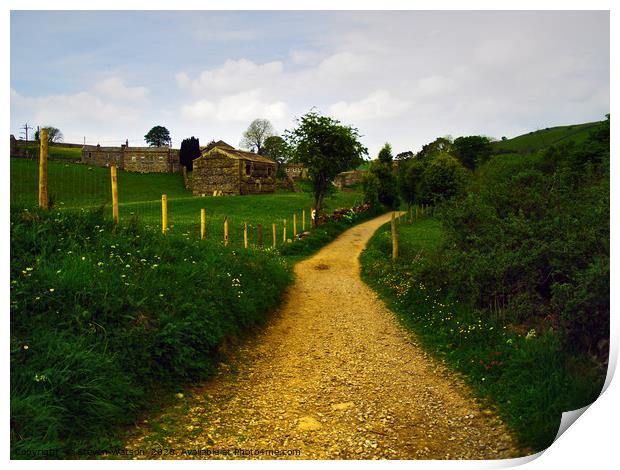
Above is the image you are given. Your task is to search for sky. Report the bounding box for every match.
[10,10,610,157]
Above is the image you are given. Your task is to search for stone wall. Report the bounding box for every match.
[81,146,124,167]
[81,145,179,173]
[123,147,179,173]
[240,160,276,195]
[192,155,241,195]
[333,169,368,189]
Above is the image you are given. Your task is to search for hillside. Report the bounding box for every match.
[492,121,602,154]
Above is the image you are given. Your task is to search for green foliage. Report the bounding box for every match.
[416,136,453,162]
[10,208,293,457]
[417,153,469,204]
[179,136,200,171]
[453,135,492,170]
[144,126,171,147]
[285,110,367,214]
[360,219,604,451]
[377,142,393,165]
[397,158,425,207]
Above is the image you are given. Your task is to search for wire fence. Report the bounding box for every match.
[10,144,336,251]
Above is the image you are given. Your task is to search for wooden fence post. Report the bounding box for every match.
[302,209,306,231]
[243,222,248,249]
[161,194,168,234]
[257,224,263,247]
[283,219,287,243]
[293,213,297,238]
[391,212,399,260]
[272,223,277,248]
[224,216,229,246]
[38,128,48,210]
[200,208,206,240]
[110,165,119,224]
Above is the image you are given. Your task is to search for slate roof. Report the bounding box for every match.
[201,143,276,165]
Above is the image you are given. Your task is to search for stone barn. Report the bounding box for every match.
[81,143,180,173]
[191,142,276,196]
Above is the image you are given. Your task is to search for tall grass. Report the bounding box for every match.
[10,207,293,458]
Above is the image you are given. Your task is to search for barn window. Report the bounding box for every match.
[88,152,92,159]
[267,167,272,176]
[245,162,252,175]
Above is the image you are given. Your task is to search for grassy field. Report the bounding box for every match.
[360,217,604,451]
[10,158,364,249]
[15,144,82,160]
[492,121,601,154]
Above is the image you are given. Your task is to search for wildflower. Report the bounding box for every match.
[56,269,62,274]
[26,267,33,272]
[125,264,131,269]
[176,393,184,399]
[81,256,86,261]
[49,288,55,293]
[34,373,48,382]
[525,329,536,340]
[23,345,29,350]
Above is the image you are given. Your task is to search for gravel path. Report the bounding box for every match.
[123,212,524,460]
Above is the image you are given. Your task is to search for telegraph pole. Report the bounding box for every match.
[20,123,33,141]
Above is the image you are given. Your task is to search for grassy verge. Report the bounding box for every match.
[360,217,604,452]
[10,207,293,459]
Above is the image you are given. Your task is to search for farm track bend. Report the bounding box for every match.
[124,212,524,460]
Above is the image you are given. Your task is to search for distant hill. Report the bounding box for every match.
[492,121,603,154]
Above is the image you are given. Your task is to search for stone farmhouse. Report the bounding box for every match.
[191,141,276,196]
[282,163,308,180]
[81,142,180,173]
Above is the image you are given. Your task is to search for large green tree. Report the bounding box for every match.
[144,126,171,147]
[285,111,367,220]
[418,153,469,204]
[453,135,493,170]
[364,143,399,209]
[260,135,291,166]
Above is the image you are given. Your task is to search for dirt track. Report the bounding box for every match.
[124,212,524,460]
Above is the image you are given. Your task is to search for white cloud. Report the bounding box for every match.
[181,90,288,122]
[177,59,284,94]
[329,90,410,121]
[92,77,150,103]
[416,75,458,97]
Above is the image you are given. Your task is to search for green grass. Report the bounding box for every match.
[10,207,294,458]
[10,158,364,250]
[15,144,82,160]
[493,121,601,154]
[360,217,604,452]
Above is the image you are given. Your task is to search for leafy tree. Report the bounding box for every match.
[377,142,394,165]
[398,158,425,208]
[417,136,453,162]
[364,143,399,209]
[34,126,63,143]
[396,150,414,160]
[260,135,291,174]
[453,135,493,170]
[144,126,171,147]
[418,153,469,204]
[179,136,201,171]
[285,110,367,220]
[240,119,275,154]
